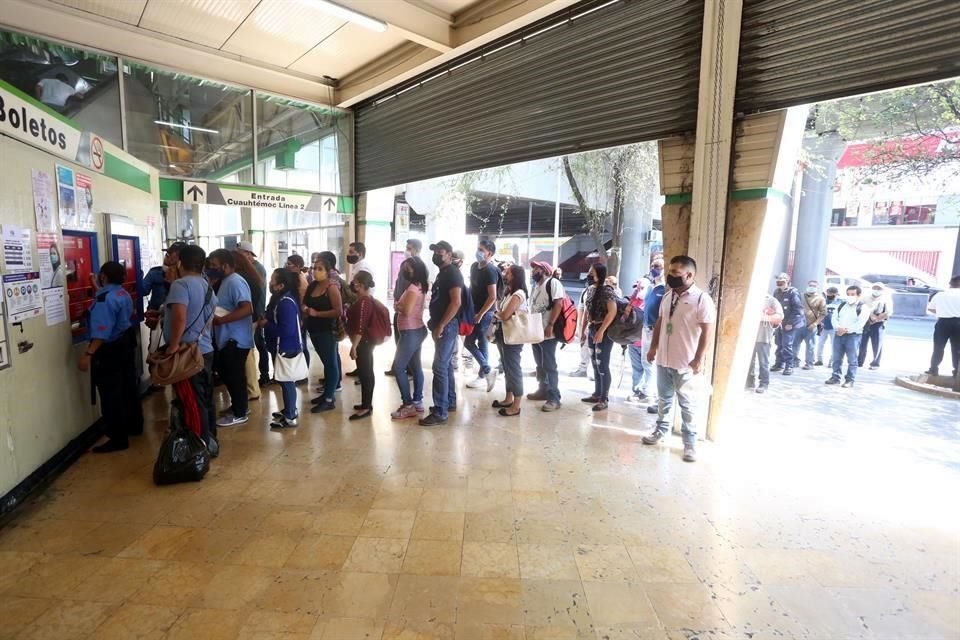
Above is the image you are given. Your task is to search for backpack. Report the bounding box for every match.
[606,295,645,345]
[366,298,393,344]
[459,284,477,336]
[546,278,577,344]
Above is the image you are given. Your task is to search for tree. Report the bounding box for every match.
[562,142,658,278]
[444,165,518,237]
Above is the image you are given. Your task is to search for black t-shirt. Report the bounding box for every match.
[303,281,335,332]
[430,264,465,326]
[470,261,498,312]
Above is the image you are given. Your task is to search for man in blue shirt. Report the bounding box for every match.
[641,276,667,414]
[771,272,804,376]
[165,245,218,447]
[78,261,144,453]
[207,249,254,427]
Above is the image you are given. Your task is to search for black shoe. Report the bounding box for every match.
[311,400,335,413]
[353,404,369,411]
[647,405,658,414]
[925,368,938,376]
[782,368,794,376]
[642,430,664,445]
[526,390,548,401]
[349,410,372,421]
[419,413,447,427]
[259,378,274,386]
[825,377,841,385]
[842,380,854,388]
[92,439,129,453]
[346,370,359,377]
[295,378,308,386]
[755,385,767,394]
[581,395,601,403]
[428,404,456,414]
[385,370,395,377]
[814,361,823,366]
[770,365,783,372]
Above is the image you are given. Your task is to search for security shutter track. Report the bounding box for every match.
[354,0,704,193]
[737,0,960,114]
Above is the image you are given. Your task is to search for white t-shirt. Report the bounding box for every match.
[530,278,565,328]
[929,289,960,318]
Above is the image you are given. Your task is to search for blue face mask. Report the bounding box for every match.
[650,267,663,278]
[806,286,817,294]
[476,251,486,263]
[205,267,224,281]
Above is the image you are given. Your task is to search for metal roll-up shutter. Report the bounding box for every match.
[737,0,960,114]
[355,0,704,193]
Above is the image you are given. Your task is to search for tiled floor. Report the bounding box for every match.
[1,344,958,640]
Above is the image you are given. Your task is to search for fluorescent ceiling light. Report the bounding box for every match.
[310,0,387,32]
[154,120,219,135]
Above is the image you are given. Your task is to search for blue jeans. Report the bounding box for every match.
[750,342,771,386]
[797,326,817,366]
[775,325,801,368]
[832,332,861,381]
[431,319,459,419]
[655,365,699,446]
[628,344,654,395]
[589,327,613,400]
[464,311,494,375]
[532,339,561,403]
[309,330,340,402]
[394,327,427,406]
[279,380,298,420]
[499,341,524,398]
[817,328,835,364]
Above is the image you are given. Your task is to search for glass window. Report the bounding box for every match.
[0,29,122,147]
[255,93,351,193]
[123,62,253,179]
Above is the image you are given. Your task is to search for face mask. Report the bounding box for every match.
[205,268,224,281]
[806,286,817,294]
[666,274,686,290]
[846,295,857,305]
[650,267,662,278]
[50,252,60,270]
[872,290,882,297]
[532,272,543,283]
[346,254,359,265]
[349,283,358,293]
[776,282,787,289]
[826,295,836,302]
[404,250,413,259]
[432,253,444,268]
[313,270,326,281]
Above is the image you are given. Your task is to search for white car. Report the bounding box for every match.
[824,275,873,292]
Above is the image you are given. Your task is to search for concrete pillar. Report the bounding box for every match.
[793,135,845,288]
[356,187,394,301]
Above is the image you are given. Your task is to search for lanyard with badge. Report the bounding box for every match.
[666,291,680,335]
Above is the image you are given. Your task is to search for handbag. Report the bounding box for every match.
[501,292,544,345]
[273,297,308,382]
[148,283,212,386]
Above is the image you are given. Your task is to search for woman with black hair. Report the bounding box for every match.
[492,264,529,417]
[391,257,430,420]
[346,270,378,421]
[583,263,618,411]
[265,268,304,428]
[304,255,343,414]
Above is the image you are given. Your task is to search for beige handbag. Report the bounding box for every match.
[147,283,211,385]
[501,291,544,345]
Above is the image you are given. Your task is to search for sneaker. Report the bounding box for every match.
[217,414,249,428]
[429,404,456,414]
[925,368,939,376]
[581,395,601,403]
[682,446,697,463]
[770,364,783,372]
[869,365,879,371]
[646,405,658,414]
[311,400,336,413]
[782,368,794,376]
[569,368,588,378]
[842,380,855,388]
[591,401,608,412]
[485,368,498,392]
[814,360,823,366]
[385,370,396,377]
[755,385,767,394]
[346,370,359,377]
[270,415,298,429]
[413,403,426,414]
[467,376,487,390]
[802,364,813,370]
[391,405,420,420]
[419,413,448,427]
[642,430,664,445]
[542,401,561,412]
[271,411,285,420]
[527,390,548,401]
[825,377,841,385]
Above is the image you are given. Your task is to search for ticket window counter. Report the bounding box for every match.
[111,235,145,322]
[62,230,99,342]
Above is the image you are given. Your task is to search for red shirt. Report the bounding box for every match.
[346,296,373,337]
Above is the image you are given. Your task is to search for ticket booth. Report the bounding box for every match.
[111,234,144,322]
[61,230,99,342]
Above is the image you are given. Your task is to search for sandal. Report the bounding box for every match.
[492,399,512,408]
[498,408,521,417]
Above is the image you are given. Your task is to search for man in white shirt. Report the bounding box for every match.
[826,285,870,388]
[526,261,566,412]
[347,242,373,279]
[642,256,716,463]
[926,275,960,376]
[858,282,893,370]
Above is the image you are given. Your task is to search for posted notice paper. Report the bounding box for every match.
[43,287,67,326]
[2,225,33,273]
[2,271,43,323]
[32,169,56,233]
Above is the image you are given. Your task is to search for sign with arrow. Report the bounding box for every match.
[184,181,206,204]
[323,197,336,212]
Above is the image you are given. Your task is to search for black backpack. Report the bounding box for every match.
[606,296,645,345]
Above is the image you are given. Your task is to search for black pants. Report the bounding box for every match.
[254,325,270,381]
[92,332,144,444]
[931,317,960,374]
[217,341,250,418]
[356,339,375,409]
[858,322,884,367]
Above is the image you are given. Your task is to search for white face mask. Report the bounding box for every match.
[872,290,882,297]
[404,250,413,258]
[846,295,857,305]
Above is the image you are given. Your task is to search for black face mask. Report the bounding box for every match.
[432,253,445,267]
[532,272,543,283]
[666,274,686,290]
[346,254,359,265]
[826,295,836,302]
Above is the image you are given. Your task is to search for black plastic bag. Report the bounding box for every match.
[153,401,210,485]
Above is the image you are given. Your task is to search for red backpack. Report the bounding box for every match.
[547,279,578,344]
[366,298,393,345]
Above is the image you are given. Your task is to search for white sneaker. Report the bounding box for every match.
[485,368,498,392]
[466,376,487,390]
[217,414,249,428]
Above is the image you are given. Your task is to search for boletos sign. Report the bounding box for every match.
[182,181,339,213]
[0,79,86,166]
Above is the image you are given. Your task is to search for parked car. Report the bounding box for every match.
[824,275,873,292]
[858,273,942,299]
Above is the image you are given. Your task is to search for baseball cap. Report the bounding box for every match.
[238,241,257,257]
[164,241,188,254]
[429,240,453,254]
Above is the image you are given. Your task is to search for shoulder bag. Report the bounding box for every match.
[147,283,212,386]
[274,297,309,382]
[501,291,544,345]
